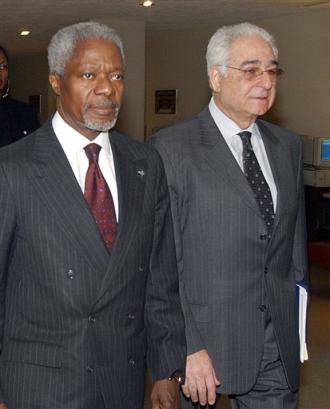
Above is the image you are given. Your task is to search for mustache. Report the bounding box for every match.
[84,100,120,111]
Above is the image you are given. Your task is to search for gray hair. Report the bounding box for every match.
[206,22,278,76]
[48,21,125,75]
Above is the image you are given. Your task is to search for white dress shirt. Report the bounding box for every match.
[209,97,277,210]
[52,112,119,220]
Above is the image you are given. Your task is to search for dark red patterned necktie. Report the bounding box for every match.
[84,143,117,251]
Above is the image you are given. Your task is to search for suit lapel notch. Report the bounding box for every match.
[29,123,110,272]
[198,110,262,215]
[94,137,148,305]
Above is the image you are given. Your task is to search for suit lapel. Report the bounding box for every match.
[28,122,110,274]
[93,132,147,308]
[26,124,147,309]
[257,120,287,232]
[198,109,261,216]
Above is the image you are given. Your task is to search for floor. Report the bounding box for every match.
[299,265,330,409]
[144,264,330,409]
[309,242,330,270]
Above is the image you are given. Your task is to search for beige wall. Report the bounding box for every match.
[8,9,330,141]
[145,8,330,139]
[10,19,146,141]
[258,9,330,138]
[10,53,49,123]
[103,20,145,140]
[145,29,212,137]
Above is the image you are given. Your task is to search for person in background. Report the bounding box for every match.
[0,22,185,409]
[0,45,40,147]
[152,22,308,409]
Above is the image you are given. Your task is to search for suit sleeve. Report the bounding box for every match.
[0,164,17,403]
[144,151,186,381]
[292,138,308,286]
[150,136,206,356]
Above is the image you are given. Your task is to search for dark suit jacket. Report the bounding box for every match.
[0,121,186,409]
[0,96,40,147]
[151,108,308,394]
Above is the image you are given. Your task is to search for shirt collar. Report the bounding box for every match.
[52,111,112,158]
[208,97,260,139]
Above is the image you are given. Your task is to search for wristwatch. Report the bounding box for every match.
[168,370,185,385]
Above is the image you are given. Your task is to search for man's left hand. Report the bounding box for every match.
[150,379,180,409]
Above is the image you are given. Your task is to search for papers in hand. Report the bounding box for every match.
[296,284,308,362]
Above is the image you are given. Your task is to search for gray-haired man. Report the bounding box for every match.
[152,22,308,409]
[0,22,185,409]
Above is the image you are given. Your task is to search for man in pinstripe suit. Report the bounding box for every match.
[152,23,308,408]
[0,22,185,409]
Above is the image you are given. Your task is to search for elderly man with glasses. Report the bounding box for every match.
[151,22,308,409]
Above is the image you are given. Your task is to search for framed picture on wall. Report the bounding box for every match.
[155,89,177,114]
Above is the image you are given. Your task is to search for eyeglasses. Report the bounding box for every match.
[0,63,8,71]
[218,65,284,82]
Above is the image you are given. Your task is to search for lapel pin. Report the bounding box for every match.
[137,169,145,178]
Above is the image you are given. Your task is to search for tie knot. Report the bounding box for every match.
[239,131,253,150]
[84,143,101,163]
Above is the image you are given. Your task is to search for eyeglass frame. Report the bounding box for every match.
[216,65,284,82]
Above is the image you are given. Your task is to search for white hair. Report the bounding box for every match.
[206,22,278,76]
[48,21,125,75]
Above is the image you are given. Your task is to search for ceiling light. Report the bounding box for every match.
[141,1,154,7]
[20,30,30,36]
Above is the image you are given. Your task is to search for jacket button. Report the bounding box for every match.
[138,266,144,272]
[67,269,75,279]
[259,304,267,312]
[86,365,94,373]
[128,313,136,320]
[128,358,135,366]
[259,234,267,240]
[88,315,96,323]
[264,267,268,274]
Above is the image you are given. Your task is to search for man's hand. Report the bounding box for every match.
[182,349,220,406]
[150,378,180,409]
[0,403,7,409]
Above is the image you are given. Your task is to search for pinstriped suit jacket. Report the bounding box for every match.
[0,121,186,409]
[151,108,308,395]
